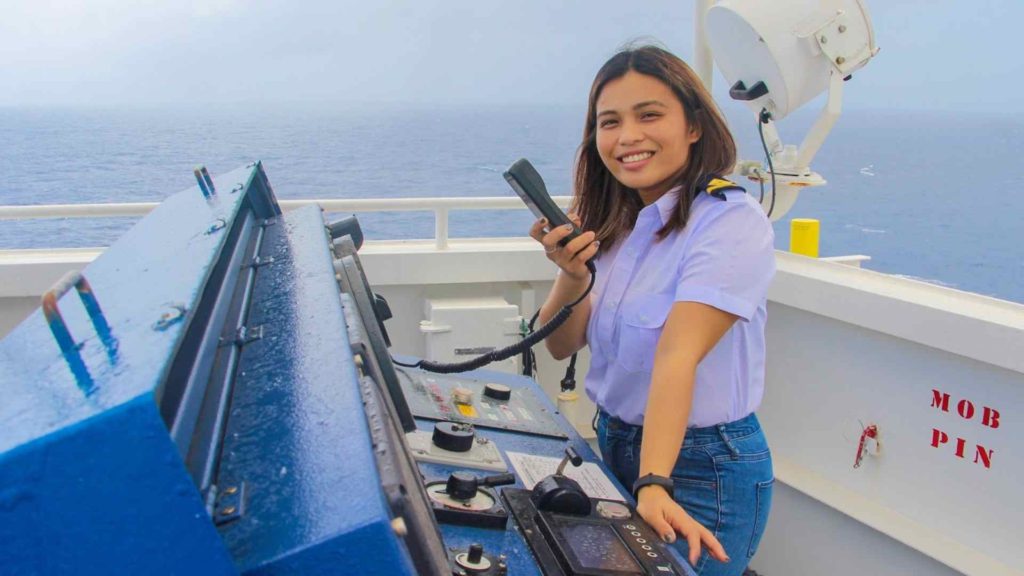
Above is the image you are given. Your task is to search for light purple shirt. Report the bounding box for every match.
[584,186,776,428]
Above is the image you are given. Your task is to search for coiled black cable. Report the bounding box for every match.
[393,265,596,374]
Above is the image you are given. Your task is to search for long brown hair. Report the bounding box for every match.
[573,45,736,251]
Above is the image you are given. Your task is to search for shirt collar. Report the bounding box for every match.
[652,185,683,225]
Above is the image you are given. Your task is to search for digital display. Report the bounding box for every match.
[562,522,642,574]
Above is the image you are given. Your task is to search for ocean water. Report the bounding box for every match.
[1,106,1021,304]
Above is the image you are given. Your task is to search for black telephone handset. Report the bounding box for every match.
[504,158,596,274]
[503,158,582,248]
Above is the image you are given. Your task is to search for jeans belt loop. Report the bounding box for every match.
[717,423,739,459]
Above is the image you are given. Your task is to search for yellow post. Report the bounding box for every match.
[790,218,820,258]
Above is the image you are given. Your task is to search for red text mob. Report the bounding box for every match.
[930,389,1000,469]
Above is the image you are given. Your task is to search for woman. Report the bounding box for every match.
[529,45,775,576]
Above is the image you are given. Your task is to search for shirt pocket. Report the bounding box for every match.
[616,294,674,373]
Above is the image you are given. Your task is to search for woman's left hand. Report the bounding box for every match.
[636,485,730,567]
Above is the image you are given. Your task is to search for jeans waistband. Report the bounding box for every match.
[599,410,761,445]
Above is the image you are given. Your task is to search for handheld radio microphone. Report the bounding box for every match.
[503,158,595,273]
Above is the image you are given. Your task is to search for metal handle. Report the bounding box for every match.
[194,165,216,197]
[555,446,583,476]
[41,271,112,355]
[481,473,516,488]
[729,79,769,101]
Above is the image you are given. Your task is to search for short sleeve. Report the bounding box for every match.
[674,198,776,321]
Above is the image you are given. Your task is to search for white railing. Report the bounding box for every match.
[0,197,573,250]
[0,203,160,220]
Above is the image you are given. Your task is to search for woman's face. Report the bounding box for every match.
[594,70,700,205]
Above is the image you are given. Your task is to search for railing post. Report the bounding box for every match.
[435,208,449,249]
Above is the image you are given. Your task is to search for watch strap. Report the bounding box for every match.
[632,473,674,498]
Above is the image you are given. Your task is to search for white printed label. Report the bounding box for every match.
[505,452,626,502]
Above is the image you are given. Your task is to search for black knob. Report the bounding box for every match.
[467,543,484,564]
[445,471,480,500]
[483,383,512,401]
[530,475,591,516]
[432,421,475,452]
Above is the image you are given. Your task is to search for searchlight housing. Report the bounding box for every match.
[705,0,878,220]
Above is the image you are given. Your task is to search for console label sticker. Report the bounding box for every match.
[506,451,626,502]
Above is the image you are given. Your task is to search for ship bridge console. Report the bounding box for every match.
[0,163,696,576]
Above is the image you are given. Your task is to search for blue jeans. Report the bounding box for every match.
[597,410,774,576]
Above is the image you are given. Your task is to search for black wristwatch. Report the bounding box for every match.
[632,473,674,498]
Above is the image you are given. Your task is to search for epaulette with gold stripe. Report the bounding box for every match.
[704,177,745,200]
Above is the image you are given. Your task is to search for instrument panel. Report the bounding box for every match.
[399,368,567,439]
[333,228,696,576]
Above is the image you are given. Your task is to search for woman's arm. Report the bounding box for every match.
[529,215,598,360]
[636,300,738,566]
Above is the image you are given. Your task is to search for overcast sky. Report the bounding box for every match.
[1,0,1021,113]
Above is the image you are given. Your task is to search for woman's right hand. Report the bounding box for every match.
[528,214,599,281]
[637,485,729,567]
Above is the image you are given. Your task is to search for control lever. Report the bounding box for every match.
[445,472,516,501]
[530,446,591,516]
[555,446,583,476]
[426,471,512,529]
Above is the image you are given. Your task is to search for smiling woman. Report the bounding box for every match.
[594,71,701,204]
[528,45,776,576]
